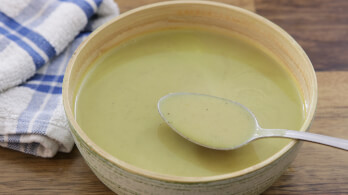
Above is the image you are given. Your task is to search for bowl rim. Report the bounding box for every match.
[63,0,318,183]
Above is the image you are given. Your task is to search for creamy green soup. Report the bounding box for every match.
[158,93,257,150]
[75,29,305,177]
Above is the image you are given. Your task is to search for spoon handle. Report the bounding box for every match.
[257,128,348,150]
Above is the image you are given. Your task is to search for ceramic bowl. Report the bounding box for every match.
[62,1,317,194]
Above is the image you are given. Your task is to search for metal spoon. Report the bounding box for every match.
[158,92,348,150]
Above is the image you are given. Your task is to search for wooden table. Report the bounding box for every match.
[1,0,348,194]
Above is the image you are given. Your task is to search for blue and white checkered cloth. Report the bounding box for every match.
[0,0,119,157]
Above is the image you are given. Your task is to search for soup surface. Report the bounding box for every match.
[75,29,305,177]
[158,93,257,150]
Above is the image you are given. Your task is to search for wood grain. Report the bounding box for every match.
[0,148,113,194]
[255,0,348,71]
[1,0,348,194]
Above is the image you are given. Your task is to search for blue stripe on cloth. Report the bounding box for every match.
[0,26,45,69]
[8,134,21,143]
[28,74,64,83]
[59,0,95,19]
[0,0,51,53]
[76,31,91,38]
[0,135,3,142]
[26,1,60,29]
[0,11,56,59]
[22,84,62,94]
[24,142,40,155]
[16,92,48,134]
[7,143,21,151]
[0,38,10,52]
[44,32,89,75]
[15,0,50,23]
[29,143,40,155]
[23,143,28,153]
[32,95,60,134]
[7,135,21,151]
[93,0,103,7]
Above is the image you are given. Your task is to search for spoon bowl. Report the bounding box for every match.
[158,93,348,151]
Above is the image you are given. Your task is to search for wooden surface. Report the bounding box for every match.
[1,0,348,194]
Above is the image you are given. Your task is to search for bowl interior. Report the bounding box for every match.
[63,1,317,182]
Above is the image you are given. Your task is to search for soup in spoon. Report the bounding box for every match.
[158,93,256,150]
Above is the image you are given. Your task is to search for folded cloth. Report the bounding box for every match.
[0,0,119,157]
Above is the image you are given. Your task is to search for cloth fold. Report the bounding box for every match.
[0,0,119,157]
